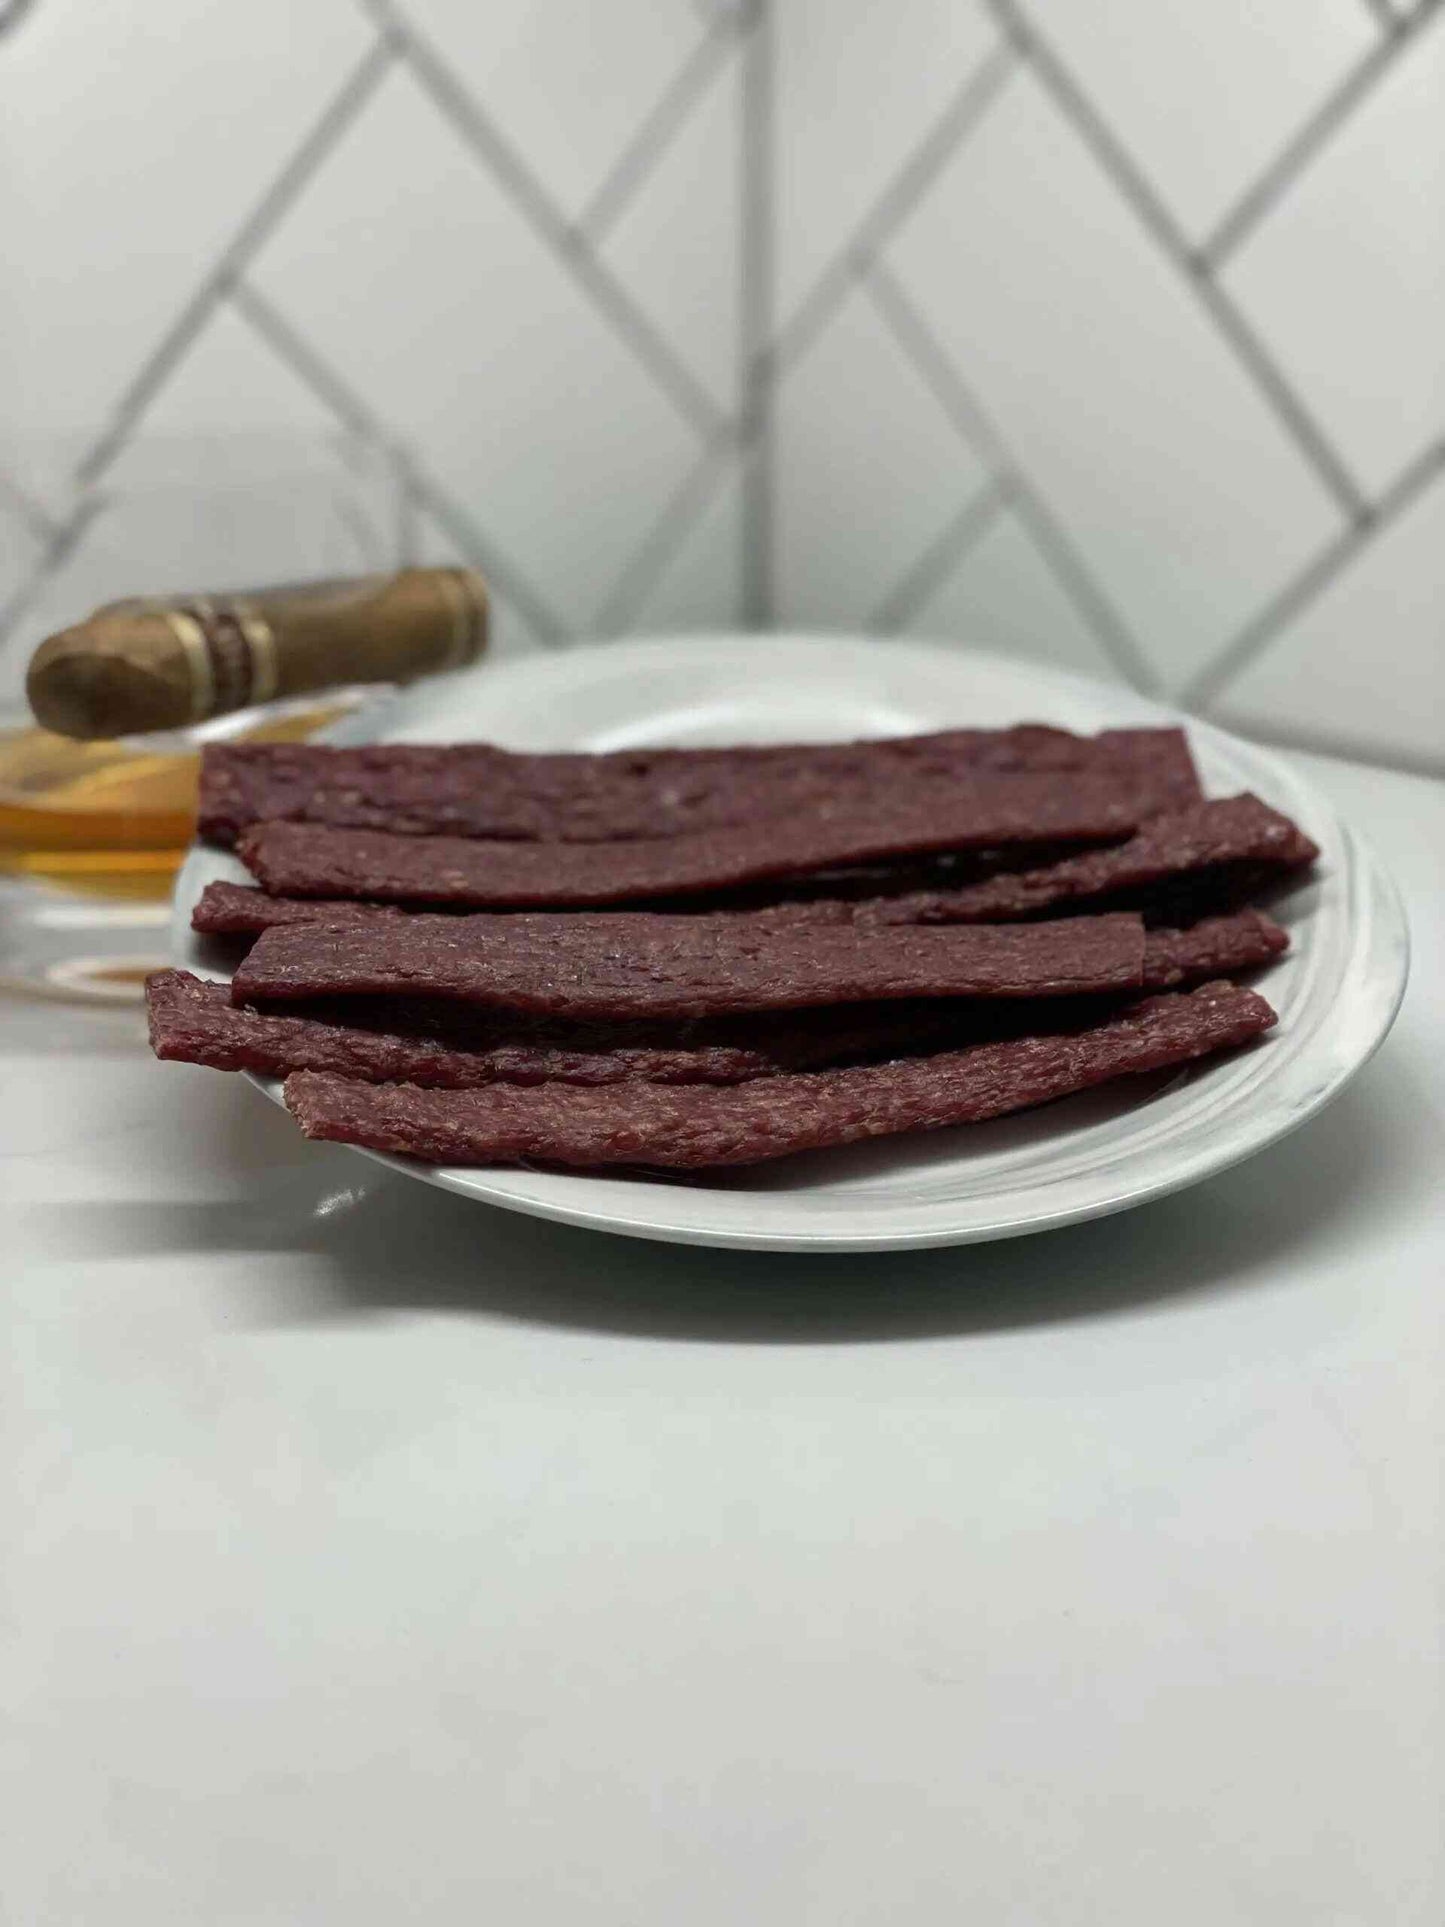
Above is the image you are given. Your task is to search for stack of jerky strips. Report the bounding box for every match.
[146,724,1318,1172]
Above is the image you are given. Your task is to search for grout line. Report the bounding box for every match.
[771,40,1016,379]
[0,0,37,38]
[1199,709,1445,783]
[231,280,569,646]
[371,0,725,441]
[1358,0,1405,32]
[228,281,386,442]
[1004,488,1161,695]
[1182,435,1445,709]
[863,263,1159,694]
[1198,2,1440,268]
[868,480,1010,632]
[595,432,739,634]
[0,466,61,545]
[0,494,107,656]
[985,0,1370,524]
[739,0,775,626]
[1186,280,1369,520]
[76,36,398,492]
[576,15,743,245]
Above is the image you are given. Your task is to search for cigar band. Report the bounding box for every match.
[164,598,278,719]
[161,607,216,724]
[231,600,279,705]
[434,567,485,671]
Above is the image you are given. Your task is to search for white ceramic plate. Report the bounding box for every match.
[173,634,1409,1252]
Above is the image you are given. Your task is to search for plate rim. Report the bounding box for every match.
[171,631,1411,1253]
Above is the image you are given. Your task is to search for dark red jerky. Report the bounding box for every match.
[198,791,1309,940]
[199,724,1201,846]
[150,914,1285,1093]
[192,880,401,936]
[1138,910,1288,987]
[231,909,1146,1019]
[282,981,1277,1170]
[1093,728,1202,803]
[148,970,1014,1088]
[236,775,1165,908]
[192,853,1088,938]
[698,911,1289,991]
[845,796,1317,925]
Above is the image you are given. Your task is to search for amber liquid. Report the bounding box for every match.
[0,705,349,902]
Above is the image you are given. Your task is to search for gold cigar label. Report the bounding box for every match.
[26,567,488,740]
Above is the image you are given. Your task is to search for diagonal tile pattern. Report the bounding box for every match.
[898,502,1124,683]
[1211,457,1445,772]
[774,287,989,627]
[596,41,745,412]
[394,0,710,224]
[0,0,374,469]
[773,0,1444,768]
[772,0,1001,331]
[1018,0,1376,245]
[1223,14,1445,497]
[0,0,1439,767]
[246,63,702,633]
[880,67,1342,691]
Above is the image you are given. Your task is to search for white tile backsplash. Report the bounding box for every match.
[399,0,706,223]
[416,509,544,664]
[627,458,746,634]
[900,504,1124,683]
[596,43,743,412]
[884,69,1342,694]
[247,63,701,633]
[1224,18,1445,497]
[0,506,45,643]
[773,0,999,328]
[1212,468,1445,772]
[112,306,340,445]
[0,0,373,461]
[0,0,1439,768]
[1017,0,1375,245]
[775,286,989,626]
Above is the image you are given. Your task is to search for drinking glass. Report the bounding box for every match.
[0,430,409,1000]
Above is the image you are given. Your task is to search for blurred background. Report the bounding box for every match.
[1,0,1440,772]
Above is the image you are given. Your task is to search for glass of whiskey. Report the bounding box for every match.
[0,432,409,1001]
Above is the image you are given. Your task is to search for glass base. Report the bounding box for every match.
[0,873,170,1002]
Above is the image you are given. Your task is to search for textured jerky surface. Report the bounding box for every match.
[850,796,1317,923]
[148,971,1010,1087]
[195,788,1312,938]
[231,908,1146,1018]
[283,982,1277,1169]
[200,724,1201,845]
[1138,910,1288,987]
[237,775,1160,908]
[192,880,400,935]
[149,915,1286,1091]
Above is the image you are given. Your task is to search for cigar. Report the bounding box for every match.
[26,567,488,739]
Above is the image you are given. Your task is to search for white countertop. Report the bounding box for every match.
[4,748,1442,1927]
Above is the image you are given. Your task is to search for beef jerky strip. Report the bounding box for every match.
[200,724,1200,845]
[237,774,1162,908]
[199,789,1311,938]
[283,981,1277,1170]
[1140,908,1289,986]
[192,880,400,935]
[150,914,1285,1092]
[192,854,1078,937]
[148,971,999,1088]
[884,793,1318,922]
[1094,728,1202,803]
[232,908,1146,1019]
[760,795,1318,928]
